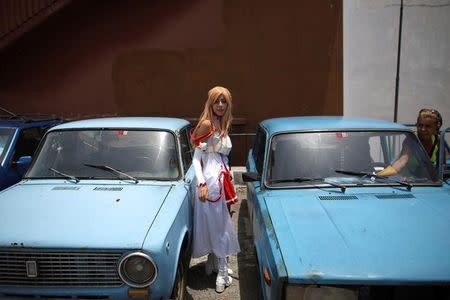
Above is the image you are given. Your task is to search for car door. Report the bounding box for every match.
[0,127,16,190]
[246,126,266,223]
[4,126,48,189]
[441,127,450,189]
[179,126,196,207]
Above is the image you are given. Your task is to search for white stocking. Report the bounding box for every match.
[217,256,227,272]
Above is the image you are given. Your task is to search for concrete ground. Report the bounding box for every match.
[186,167,260,300]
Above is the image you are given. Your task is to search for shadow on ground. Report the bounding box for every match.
[236,198,261,300]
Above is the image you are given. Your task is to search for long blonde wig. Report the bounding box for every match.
[195,86,233,137]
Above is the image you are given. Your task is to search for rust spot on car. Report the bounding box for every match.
[10,242,24,247]
[262,210,278,245]
[305,269,324,283]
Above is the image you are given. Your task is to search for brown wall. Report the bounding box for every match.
[0,0,71,49]
[0,0,342,165]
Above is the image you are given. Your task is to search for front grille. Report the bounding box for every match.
[0,249,124,287]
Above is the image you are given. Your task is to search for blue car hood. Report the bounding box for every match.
[0,182,172,249]
[265,189,450,284]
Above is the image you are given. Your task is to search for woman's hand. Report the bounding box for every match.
[198,184,209,202]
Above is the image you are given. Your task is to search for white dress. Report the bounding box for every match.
[191,129,241,259]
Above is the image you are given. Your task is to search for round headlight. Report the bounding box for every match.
[118,252,157,287]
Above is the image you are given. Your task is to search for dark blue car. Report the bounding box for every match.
[0,112,62,190]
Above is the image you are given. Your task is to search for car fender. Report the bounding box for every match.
[252,193,287,300]
[141,182,192,298]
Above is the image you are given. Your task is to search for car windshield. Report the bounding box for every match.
[267,131,439,188]
[26,129,179,180]
[0,128,15,163]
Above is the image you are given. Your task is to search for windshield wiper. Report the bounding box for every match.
[335,169,412,191]
[49,167,80,183]
[84,163,139,184]
[270,177,346,192]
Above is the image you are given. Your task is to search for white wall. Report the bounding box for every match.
[344,0,450,129]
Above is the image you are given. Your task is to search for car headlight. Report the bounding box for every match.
[118,252,157,288]
[285,285,358,300]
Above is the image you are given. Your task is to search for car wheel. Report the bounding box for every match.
[170,253,188,300]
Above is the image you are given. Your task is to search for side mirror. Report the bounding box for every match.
[242,172,261,182]
[14,156,32,166]
[13,156,32,174]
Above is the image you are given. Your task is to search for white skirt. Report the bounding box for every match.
[191,152,240,258]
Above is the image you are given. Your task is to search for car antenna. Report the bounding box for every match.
[0,106,28,121]
[0,106,17,117]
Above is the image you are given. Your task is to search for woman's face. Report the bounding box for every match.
[212,94,228,117]
[416,116,438,140]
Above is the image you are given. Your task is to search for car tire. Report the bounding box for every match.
[170,253,188,300]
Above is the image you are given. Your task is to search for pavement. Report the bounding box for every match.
[186,167,260,300]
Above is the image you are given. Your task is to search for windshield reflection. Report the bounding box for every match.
[0,128,14,163]
[268,131,438,187]
[26,129,179,180]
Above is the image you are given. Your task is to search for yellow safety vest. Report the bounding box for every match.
[429,135,439,165]
[416,133,439,165]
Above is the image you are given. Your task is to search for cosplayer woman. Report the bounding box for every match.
[190,86,240,293]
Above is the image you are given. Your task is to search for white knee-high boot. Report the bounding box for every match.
[205,253,233,276]
[215,257,232,293]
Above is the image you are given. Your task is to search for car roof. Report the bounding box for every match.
[50,117,190,132]
[0,118,61,130]
[260,116,410,136]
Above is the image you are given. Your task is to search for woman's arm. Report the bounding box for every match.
[192,148,208,201]
[377,142,410,176]
[191,120,213,201]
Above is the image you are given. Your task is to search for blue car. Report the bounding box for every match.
[0,117,197,299]
[243,116,450,300]
[0,115,62,190]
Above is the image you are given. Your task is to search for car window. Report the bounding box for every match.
[252,126,266,174]
[179,126,193,173]
[267,131,438,187]
[12,127,46,161]
[0,128,15,163]
[27,129,180,180]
